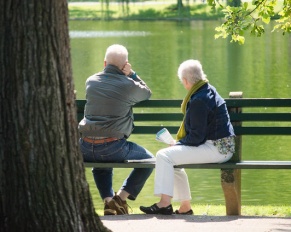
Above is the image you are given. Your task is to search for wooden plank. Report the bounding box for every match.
[233,127,291,135]
[178,161,291,169]
[229,113,291,121]
[84,161,291,169]
[76,98,291,113]
[223,91,242,215]
[225,98,291,107]
[133,126,179,134]
[76,99,86,109]
[78,112,291,122]
[135,99,181,108]
[75,124,291,135]
[135,112,291,122]
[134,113,183,121]
[131,126,291,135]
[84,162,155,168]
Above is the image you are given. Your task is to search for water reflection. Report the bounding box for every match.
[69,30,151,38]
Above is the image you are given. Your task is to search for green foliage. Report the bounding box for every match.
[129,8,164,19]
[273,0,291,34]
[69,2,224,20]
[126,4,223,20]
[209,0,291,44]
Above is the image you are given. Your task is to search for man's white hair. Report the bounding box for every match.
[177,59,207,84]
[104,44,128,69]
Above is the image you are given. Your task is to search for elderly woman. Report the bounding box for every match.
[140,59,235,215]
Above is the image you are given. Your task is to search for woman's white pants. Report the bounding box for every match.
[154,140,233,202]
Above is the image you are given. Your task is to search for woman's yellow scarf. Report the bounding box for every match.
[176,79,209,141]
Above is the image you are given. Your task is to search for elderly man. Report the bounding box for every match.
[78,44,154,215]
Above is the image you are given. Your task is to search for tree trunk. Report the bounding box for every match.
[0,1,110,231]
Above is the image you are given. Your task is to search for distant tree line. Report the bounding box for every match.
[67,0,291,44]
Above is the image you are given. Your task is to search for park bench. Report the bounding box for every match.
[76,92,291,216]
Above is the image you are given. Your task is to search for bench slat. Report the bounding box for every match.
[76,98,291,111]
[133,126,179,134]
[84,162,155,168]
[229,113,291,121]
[84,161,291,169]
[178,161,291,169]
[233,126,291,135]
[79,112,291,122]
[131,113,291,122]
[225,98,291,107]
[134,113,183,121]
[132,126,291,135]
[135,99,181,107]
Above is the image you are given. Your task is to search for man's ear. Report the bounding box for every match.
[104,61,106,67]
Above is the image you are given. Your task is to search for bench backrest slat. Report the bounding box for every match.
[76,98,291,109]
[135,99,181,107]
[134,113,183,121]
[133,126,180,134]
[229,113,291,121]
[233,127,291,135]
[225,98,291,107]
[130,126,291,135]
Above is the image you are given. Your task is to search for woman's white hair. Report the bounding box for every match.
[104,44,128,69]
[177,59,207,84]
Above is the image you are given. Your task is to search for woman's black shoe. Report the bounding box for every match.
[174,209,194,215]
[140,204,173,215]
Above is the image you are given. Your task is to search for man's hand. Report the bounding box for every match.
[122,62,133,76]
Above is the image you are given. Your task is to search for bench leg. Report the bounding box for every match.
[221,169,241,215]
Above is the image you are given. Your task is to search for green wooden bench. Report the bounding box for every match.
[76,92,291,216]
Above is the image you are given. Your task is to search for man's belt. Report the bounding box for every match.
[83,137,120,144]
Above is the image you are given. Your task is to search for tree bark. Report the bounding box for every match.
[0,1,110,231]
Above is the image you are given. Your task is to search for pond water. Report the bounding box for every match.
[69,20,291,209]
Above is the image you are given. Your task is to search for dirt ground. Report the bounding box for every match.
[101,214,291,232]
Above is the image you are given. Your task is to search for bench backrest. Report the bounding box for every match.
[76,98,291,136]
[76,93,291,163]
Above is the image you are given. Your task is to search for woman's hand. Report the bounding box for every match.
[169,140,177,146]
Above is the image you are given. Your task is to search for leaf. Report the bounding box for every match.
[232,34,245,44]
[262,16,271,24]
[243,2,248,10]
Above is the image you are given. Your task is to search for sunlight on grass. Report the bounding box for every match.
[85,170,291,217]
[94,204,291,217]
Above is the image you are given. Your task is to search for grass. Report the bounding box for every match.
[68,1,224,20]
[94,204,291,217]
[85,169,291,218]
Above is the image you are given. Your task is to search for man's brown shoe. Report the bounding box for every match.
[107,195,129,215]
[104,201,116,215]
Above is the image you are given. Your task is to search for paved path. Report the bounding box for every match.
[101,214,291,232]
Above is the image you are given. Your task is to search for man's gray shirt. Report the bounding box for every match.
[78,65,152,138]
